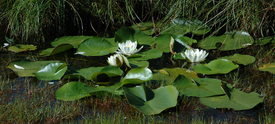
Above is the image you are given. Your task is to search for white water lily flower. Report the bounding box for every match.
[107,54,130,67]
[4,43,9,47]
[115,40,143,56]
[184,49,208,63]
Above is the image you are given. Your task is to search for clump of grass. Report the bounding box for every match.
[1,0,274,44]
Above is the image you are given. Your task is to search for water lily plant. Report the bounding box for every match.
[115,40,143,56]
[107,53,131,67]
[181,49,208,63]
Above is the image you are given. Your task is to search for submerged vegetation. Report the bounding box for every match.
[1,0,275,123]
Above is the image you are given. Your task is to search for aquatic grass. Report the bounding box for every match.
[0,0,81,43]
[1,0,273,44]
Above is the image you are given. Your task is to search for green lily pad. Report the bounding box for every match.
[199,31,254,51]
[129,60,149,68]
[128,49,163,61]
[160,18,210,35]
[92,66,123,84]
[193,59,239,75]
[115,27,135,43]
[82,82,123,95]
[200,89,263,110]
[173,75,233,97]
[75,37,117,56]
[123,85,178,115]
[6,60,61,77]
[51,36,92,48]
[65,67,105,80]
[151,34,172,52]
[256,35,275,45]
[170,35,191,54]
[34,62,67,81]
[258,63,275,74]
[8,44,37,53]
[131,22,155,35]
[219,54,256,65]
[152,68,198,85]
[122,67,152,85]
[56,82,91,101]
[134,30,156,45]
[39,44,74,56]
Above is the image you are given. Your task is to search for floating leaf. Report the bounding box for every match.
[129,60,149,68]
[39,44,73,56]
[152,68,198,85]
[193,59,239,75]
[256,35,275,45]
[173,75,233,97]
[259,63,275,74]
[92,66,123,84]
[200,89,263,110]
[219,54,256,65]
[122,68,152,85]
[151,34,172,52]
[199,31,253,51]
[161,18,210,35]
[56,82,91,101]
[8,44,36,53]
[123,85,178,115]
[134,30,156,45]
[115,27,135,43]
[131,22,155,35]
[51,36,92,48]
[6,60,60,77]
[34,62,67,81]
[82,82,123,95]
[65,67,105,80]
[128,49,163,61]
[76,37,117,56]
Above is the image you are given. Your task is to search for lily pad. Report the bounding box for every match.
[56,82,91,101]
[193,59,239,75]
[131,22,155,35]
[6,60,61,77]
[173,75,233,97]
[128,49,163,61]
[115,27,135,43]
[34,62,67,81]
[51,36,92,48]
[65,67,105,80]
[200,89,263,110]
[219,54,255,65]
[82,82,123,95]
[92,66,123,84]
[258,63,275,74]
[8,44,36,53]
[152,68,198,85]
[160,18,210,35]
[75,37,117,56]
[39,44,74,56]
[129,60,149,68]
[123,85,178,115]
[199,31,254,51]
[151,34,172,52]
[122,67,152,85]
[134,30,156,45]
[256,35,275,45]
